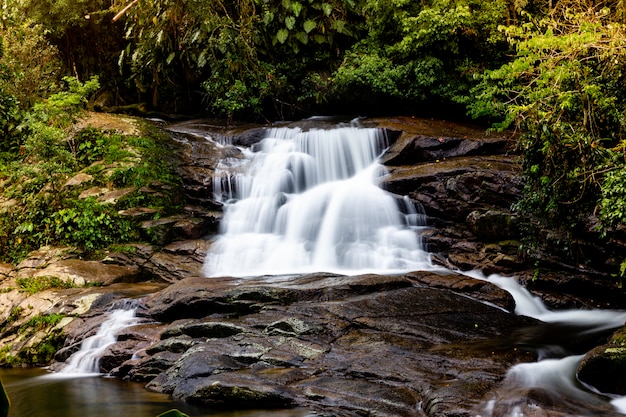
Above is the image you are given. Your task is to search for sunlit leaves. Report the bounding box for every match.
[304,20,317,33]
[285,16,296,30]
[468,6,626,250]
[277,29,289,43]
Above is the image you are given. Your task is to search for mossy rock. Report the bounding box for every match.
[578,326,626,395]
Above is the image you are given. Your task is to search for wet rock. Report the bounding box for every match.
[578,326,626,395]
[26,259,142,286]
[0,263,13,279]
[385,156,523,224]
[124,351,183,382]
[96,187,136,205]
[117,207,158,220]
[172,372,295,409]
[466,210,519,241]
[142,239,210,282]
[381,134,513,166]
[405,270,516,312]
[132,272,539,416]
[64,172,93,187]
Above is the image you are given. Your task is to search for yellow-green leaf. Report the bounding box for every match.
[292,2,302,17]
[322,3,332,16]
[304,20,316,33]
[277,29,289,44]
[295,31,308,45]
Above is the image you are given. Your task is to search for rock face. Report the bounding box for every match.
[96,272,540,417]
[578,326,626,396]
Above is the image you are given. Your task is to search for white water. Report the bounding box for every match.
[204,125,432,277]
[468,270,626,415]
[200,123,626,414]
[58,304,141,375]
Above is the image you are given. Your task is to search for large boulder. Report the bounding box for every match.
[578,326,626,395]
[80,272,548,417]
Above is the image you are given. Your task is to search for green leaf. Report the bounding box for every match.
[292,2,302,17]
[277,29,289,44]
[333,19,345,33]
[295,31,308,45]
[197,51,207,68]
[263,11,274,25]
[285,16,296,30]
[304,19,316,33]
[313,34,326,44]
[322,3,332,16]
[166,52,175,65]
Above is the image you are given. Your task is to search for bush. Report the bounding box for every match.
[331,0,512,113]
[467,3,626,269]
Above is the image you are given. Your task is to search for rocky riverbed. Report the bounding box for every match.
[1,115,625,416]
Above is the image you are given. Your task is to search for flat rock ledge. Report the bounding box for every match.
[58,271,555,417]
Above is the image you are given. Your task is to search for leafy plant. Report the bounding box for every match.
[16,276,77,294]
[331,0,512,113]
[22,313,66,332]
[467,3,626,268]
[47,198,136,253]
[120,0,364,119]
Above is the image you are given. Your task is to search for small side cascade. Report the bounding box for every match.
[59,300,142,375]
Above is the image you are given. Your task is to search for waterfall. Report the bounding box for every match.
[204,125,432,277]
[199,121,626,414]
[59,301,141,375]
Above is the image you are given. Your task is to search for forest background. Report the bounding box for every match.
[0,0,625,279]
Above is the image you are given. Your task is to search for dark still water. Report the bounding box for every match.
[0,368,313,417]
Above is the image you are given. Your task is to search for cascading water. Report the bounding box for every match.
[58,300,141,375]
[197,121,626,414]
[468,271,626,415]
[203,125,432,277]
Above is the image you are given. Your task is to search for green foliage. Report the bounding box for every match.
[0,345,16,367]
[0,21,63,109]
[0,35,21,157]
[331,0,512,112]
[467,4,626,266]
[47,198,135,251]
[23,76,100,129]
[0,75,181,263]
[121,0,364,118]
[22,313,66,332]
[16,276,77,294]
[599,166,626,228]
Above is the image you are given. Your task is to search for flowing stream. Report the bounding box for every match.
[57,299,142,375]
[7,122,625,416]
[203,123,626,415]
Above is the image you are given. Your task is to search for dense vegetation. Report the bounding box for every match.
[0,0,625,275]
